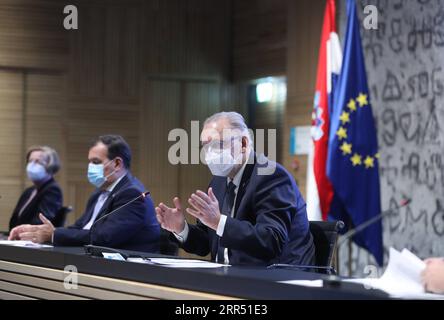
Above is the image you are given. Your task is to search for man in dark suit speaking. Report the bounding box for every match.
[9,135,160,253]
[156,112,315,266]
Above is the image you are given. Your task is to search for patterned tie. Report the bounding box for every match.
[216,181,236,263]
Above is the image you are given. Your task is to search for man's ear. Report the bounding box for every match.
[242,136,248,152]
[114,157,124,170]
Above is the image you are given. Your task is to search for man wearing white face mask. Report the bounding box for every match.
[8,146,63,230]
[9,135,160,253]
[156,112,315,266]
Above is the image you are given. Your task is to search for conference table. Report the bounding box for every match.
[0,244,388,300]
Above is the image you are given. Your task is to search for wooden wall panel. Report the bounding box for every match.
[232,0,287,81]
[284,0,324,196]
[140,77,220,260]
[104,5,140,99]
[143,0,230,78]
[25,74,67,190]
[140,79,181,206]
[70,1,141,100]
[69,4,106,97]
[179,81,220,203]
[63,0,143,223]
[178,80,220,259]
[0,71,24,229]
[140,79,220,216]
[251,96,285,163]
[219,82,250,118]
[0,0,242,243]
[0,0,67,70]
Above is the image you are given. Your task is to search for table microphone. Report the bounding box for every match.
[84,190,150,257]
[336,198,412,248]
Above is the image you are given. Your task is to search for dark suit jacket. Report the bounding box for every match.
[181,153,315,266]
[53,173,160,253]
[9,178,63,230]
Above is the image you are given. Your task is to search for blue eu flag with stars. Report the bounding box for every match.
[327,0,383,266]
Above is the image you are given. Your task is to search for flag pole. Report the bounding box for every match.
[348,237,353,277]
[347,216,353,277]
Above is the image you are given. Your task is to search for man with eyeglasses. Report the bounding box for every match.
[9,135,160,253]
[156,111,315,266]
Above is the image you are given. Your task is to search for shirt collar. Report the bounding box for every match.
[106,173,126,192]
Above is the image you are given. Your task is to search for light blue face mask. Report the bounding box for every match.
[87,160,115,188]
[26,162,49,182]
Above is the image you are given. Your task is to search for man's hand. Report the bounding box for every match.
[155,197,186,234]
[8,213,54,243]
[421,258,444,294]
[8,224,31,240]
[186,188,221,231]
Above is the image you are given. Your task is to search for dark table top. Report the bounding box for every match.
[0,244,389,299]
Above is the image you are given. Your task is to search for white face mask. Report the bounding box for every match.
[204,142,243,177]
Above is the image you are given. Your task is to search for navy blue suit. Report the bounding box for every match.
[9,178,63,230]
[181,154,315,266]
[54,174,160,253]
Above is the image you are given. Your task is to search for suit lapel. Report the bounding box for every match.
[212,177,227,212]
[233,153,255,216]
[81,190,102,224]
[18,179,55,221]
[211,153,256,218]
[95,174,131,220]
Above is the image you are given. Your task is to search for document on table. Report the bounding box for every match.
[279,280,324,288]
[127,257,228,268]
[0,240,53,248]
[343,247,444,300]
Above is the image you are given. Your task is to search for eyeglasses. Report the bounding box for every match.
[201,136,242,154]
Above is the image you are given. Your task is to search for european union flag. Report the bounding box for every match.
[327,0,383,266]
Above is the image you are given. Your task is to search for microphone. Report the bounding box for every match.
[84,190,150,257]
[336,198,411,247]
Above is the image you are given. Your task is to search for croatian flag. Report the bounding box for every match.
[306,0,342,221]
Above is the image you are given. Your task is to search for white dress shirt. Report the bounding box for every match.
[82,174,126,230]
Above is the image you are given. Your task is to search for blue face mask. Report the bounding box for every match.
[27,162,49,182]
[87,160,116,188]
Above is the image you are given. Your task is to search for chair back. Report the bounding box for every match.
[309,220,344,268]
[52,206,73,227]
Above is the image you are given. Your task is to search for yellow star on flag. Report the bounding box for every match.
[336,127,347,140]
[340,142,352,155]
[339,111,350,124]
[347,99,357,112]
[357,93,368,107]
[364,156,375,168]
[351,153,362,166]
[375,152,380,159]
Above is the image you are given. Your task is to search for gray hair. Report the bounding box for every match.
[26,145,61,175]
[203,111,253,146]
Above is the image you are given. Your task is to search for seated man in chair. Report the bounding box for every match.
[9,135,160,253]
[156,111,315,266]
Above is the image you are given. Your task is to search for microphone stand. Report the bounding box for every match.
[336,198,411,276]
[336,198,411,248]
[84,191,150,258]
[268,199,411,277]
